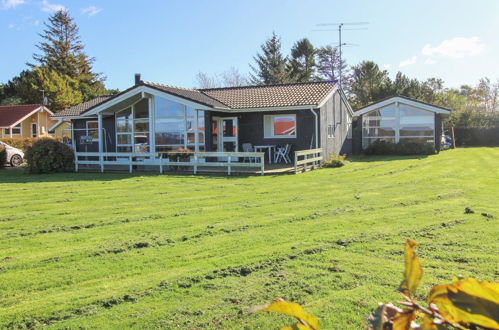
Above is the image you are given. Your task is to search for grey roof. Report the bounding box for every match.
[201,81,337,109]
[55,95,113,117]
[54,80,337,118]
[144,82,229,109]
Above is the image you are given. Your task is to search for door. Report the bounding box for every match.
[31,123,38,138]
[212,117,238,160]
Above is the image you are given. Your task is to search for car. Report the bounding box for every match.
[0,141,24,167]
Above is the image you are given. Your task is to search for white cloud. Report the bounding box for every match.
[8,23,15,28]
[399,56,417,68]
[1,0,25,10]
[34,19,39,25]
[422,37,485,58]
[41,0,66,13]
[81,5,102,16]
[424,58,436,65]
[383,64,391,70]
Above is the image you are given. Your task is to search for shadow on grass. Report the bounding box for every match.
[348,154,431,162]
[0,168,265,184]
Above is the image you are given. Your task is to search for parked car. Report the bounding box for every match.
[0,141,24,167]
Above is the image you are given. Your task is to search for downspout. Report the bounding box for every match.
[309,107,318,149]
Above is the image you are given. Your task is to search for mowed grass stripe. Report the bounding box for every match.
[0,148,497,328]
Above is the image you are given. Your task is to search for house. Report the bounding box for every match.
[48,119,72,139]
[352,96,451,153]
[53,74,354,164]
[0,104,56,139]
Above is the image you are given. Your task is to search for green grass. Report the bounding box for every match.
[0,148,498,329]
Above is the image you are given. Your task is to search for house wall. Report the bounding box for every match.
[319,91,353,158]
[205,110,317,160]
[435,114,442,152]
[52,122,72,138]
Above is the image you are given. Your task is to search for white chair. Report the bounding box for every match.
[274,144,292,164]
[242,143,256,163]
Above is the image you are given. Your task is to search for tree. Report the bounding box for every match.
[315,45,348,84]
[249,32,289,85]
[348,61,392,109]
[195,67,248,89]
[221,67,248,87]
[22,10,107,110]
[287,38,316,82]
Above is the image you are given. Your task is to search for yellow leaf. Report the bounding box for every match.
[281,324,313,330]
[429,278,499,329]
[259,300,320,330]
[400,239,423,297]
[393,310,415,330]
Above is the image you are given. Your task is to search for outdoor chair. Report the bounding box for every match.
[274,144,292,164]
[242,143,257,163]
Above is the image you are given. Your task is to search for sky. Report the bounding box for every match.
[1,0,498,91]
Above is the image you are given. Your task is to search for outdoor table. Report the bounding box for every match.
[254,145,276,164]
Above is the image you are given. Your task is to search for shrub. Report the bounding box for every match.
[323,154,346,168]
[364,140,436,156]
[25,138,74,174]
[0,146,6,169]
[0,137,62,153]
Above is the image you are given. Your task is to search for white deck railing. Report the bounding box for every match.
[74,151,265,175]
[294,148,323,173]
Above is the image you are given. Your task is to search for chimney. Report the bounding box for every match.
[134,73,142,86]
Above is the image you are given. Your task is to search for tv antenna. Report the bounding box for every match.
[314,22,369,87]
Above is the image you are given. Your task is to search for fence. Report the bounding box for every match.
[74,151,265,175]
[294,148,323,173]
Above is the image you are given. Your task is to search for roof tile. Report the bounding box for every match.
[0,104,42,127]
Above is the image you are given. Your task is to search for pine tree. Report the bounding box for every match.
[348,61,392,109]
[26,10,107,110]
[249,32,289,85]
[287,38,316,82]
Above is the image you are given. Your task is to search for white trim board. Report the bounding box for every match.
[354,97,451,116]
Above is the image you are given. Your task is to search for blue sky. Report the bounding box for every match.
[1,0,498,90]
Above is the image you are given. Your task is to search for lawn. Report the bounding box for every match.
[0,148,497,329]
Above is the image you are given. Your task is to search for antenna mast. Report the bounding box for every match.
[314,22,369,88]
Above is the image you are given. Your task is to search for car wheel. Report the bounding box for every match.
[10,154,23,167]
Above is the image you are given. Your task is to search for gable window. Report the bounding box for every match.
[86,121,99,141]
[264,114,296,139]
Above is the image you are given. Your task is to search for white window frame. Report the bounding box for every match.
[264,114,297,139]
[86,121,99,142]
[6,124,22,136]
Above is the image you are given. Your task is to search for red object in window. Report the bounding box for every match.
[274,117,296,135]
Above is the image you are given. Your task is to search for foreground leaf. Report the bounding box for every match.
[392,310,415,330]
[400,239,423,297]
[428,278,499,329]
[258,299,320,330]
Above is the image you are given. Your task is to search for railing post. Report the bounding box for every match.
[228,154,231,175]
[129,155,132,173]
[260,154,264,175]
[159,153,163,174]
[75,153,79,172]
[294,152,298,174]
[193,154,198,175]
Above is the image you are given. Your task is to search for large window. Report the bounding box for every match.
[264,114,297,138]
[114,98,150,153]
[362,103,434,149]
[154,96,205,152]
[86,121,99,141]
[116,107,132,152]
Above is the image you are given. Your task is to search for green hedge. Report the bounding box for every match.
[364,140,436,155]
[25,138,74,174]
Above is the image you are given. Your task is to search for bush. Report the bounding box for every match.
[323,154,346,168]
[364,140,436,156]
[0,146,6,169]
[25,138,74,174]
[0,137,62,153]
